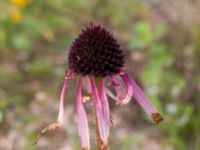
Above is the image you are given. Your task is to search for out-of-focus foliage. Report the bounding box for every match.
[0,0,200,150]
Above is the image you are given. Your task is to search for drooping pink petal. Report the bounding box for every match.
[91,77,110,146]
[120,69,163,124]
[58,80,69,124]
[100,79,111,130]
[76,77,90,150]
[57,79,69,123]
[58,70,76,123]
[85,75,92,94]
[33,70,75,145]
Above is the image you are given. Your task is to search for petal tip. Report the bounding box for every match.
[151,113,163,124]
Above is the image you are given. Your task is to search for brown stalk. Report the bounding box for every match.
[93,78,109,150]
[95,113,109,150]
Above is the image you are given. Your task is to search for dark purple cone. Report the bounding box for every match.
[68,24,124,77]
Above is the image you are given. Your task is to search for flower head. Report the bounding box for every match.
[68,24,124,77]
[34,24,163,150]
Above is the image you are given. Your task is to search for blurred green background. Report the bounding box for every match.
[0,0,200,150]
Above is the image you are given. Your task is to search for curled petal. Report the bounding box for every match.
[111,76,125,96]
[118,73,134,105]
[91,77,110,146]
[110,74,133,105]
[76,77,90,149]
[120,70,163,124]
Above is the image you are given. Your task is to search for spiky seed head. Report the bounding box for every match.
[68,24,124,77]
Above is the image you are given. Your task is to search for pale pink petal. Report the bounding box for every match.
[105,88,118,101]
[85,75,92,94]
[120,69,163,124]
[91,77,110,145]
[58,70,76,123]
[100,80,111,129]
[76,77,90,149]
[33,70,75,145]
[57,80,69,123]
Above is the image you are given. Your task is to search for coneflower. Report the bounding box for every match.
[34,24,163,150]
